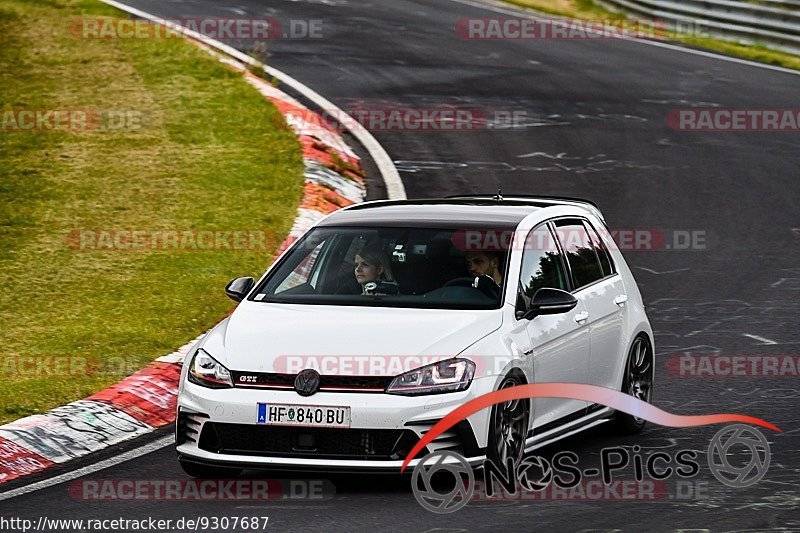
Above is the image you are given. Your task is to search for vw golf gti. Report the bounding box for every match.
[175,196,654,477]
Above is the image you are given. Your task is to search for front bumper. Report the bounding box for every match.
[176,377,495,471]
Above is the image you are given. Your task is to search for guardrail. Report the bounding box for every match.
[595,0,800,54]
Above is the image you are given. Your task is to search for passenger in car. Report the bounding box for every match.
[465,250,504,286]
[354,245,397,295]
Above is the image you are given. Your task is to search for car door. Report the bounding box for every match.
[581,219,626,390]
[553,219,625,392]
[518,223,590,429]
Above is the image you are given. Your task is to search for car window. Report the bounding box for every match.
[583,220,615,276]
[274,238,328,294]
[252,226,511,309]
[517,224,569,310]
[553,219,604,290]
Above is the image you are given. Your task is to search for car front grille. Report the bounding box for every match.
[198,423,424,460]
[229,371,392,393]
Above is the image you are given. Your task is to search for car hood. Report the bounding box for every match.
[200,302,503,375]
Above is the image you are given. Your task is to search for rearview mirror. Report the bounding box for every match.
[225,277,255,302]
[517,287,578,320]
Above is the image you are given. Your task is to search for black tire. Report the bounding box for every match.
[179,459,243,479]
[612,335,654,435]
[487,374,530,468]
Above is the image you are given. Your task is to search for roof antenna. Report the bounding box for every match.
[493,188,504,201]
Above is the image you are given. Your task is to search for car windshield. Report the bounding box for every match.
[251,226,510,309]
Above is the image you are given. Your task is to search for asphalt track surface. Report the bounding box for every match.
[2,0,800,531]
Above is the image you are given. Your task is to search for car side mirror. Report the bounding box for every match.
[517,288,578,320]
[225,276,255,302]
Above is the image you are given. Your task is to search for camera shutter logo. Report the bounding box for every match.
[411,451,474,513]
[707,424,770,488]
[517,455,553,492]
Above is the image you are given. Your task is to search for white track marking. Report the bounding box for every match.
[0,435,173,502]
[448,0,800,76]
[742,333,778,345]
[99,0,406,200]
[634,266,690,274]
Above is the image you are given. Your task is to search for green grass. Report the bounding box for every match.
[504,0,800,70]
[0,0,305,423]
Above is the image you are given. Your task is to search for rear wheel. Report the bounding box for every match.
[487,374,530,467]
[179,459,243,479]
[612,335,654,434]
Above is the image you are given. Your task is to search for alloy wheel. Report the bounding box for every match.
[491,376,529,466]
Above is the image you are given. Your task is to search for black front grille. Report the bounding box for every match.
[321,375,392,390]
[230,371,392,392]
[198,423,422,460]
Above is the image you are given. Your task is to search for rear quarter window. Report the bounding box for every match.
[553,219,604,289]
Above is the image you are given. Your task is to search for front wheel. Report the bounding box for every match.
[612,335,654,434]
[487,374,530,468]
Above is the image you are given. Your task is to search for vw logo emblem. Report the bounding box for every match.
[294,368,321,397]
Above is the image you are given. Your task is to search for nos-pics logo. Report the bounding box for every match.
[411,424,771,513]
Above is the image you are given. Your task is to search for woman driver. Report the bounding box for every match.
[354,245,395,294]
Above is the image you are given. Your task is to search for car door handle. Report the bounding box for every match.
[574,311,589,323]
[613,295,628,306]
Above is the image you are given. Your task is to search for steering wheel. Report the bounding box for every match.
[443,276,501,299]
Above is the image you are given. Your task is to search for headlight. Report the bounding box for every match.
[386,358,475,396]
[187,349,233,389]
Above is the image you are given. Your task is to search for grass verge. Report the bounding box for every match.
[0,0,305,423]
[504,0,800,70]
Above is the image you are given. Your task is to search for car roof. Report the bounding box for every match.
[317,196,602,229]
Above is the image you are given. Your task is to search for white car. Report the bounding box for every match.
[175,196,654,477]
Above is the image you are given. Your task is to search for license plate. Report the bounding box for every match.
[256,403,351,428]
